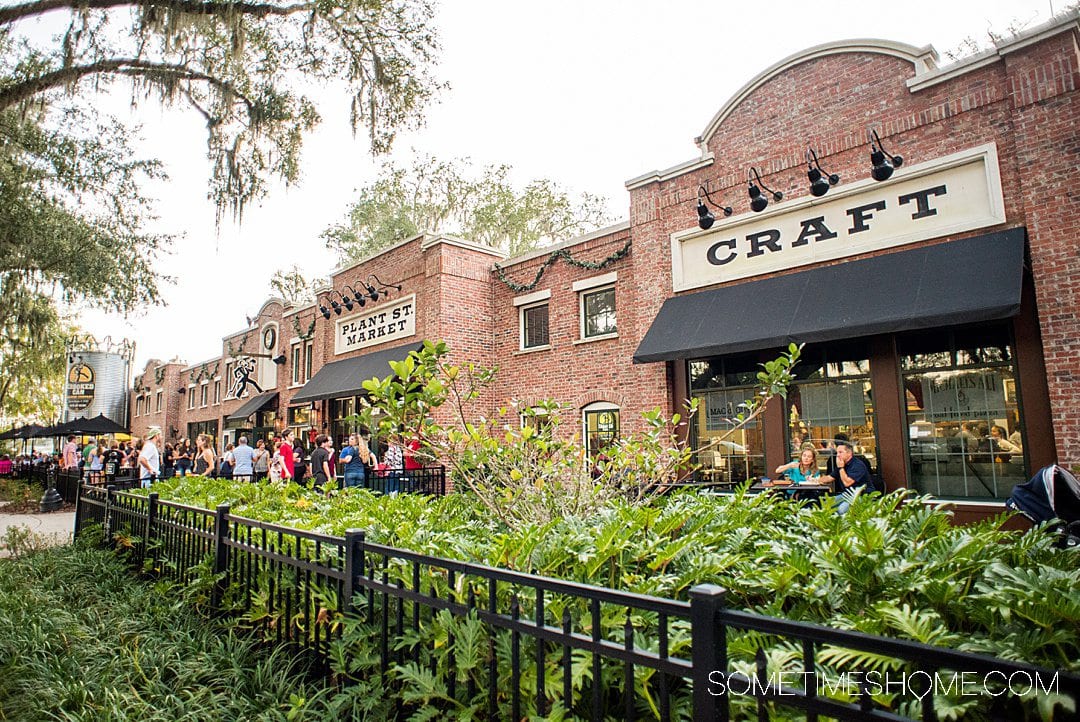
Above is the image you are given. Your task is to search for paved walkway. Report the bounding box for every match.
[0,501,75,556]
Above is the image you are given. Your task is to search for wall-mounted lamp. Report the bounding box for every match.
[318,291,347,320]
[869,129,903,181]
[747,167,782,212]
[342,284,367,308]
[365,275,402,303]
[271,354,287,365]
[806,148,840,197]
[695,182,732,230]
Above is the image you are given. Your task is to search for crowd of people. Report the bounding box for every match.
[40,427,425,492]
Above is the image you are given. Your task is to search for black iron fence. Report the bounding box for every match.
[74,483,1080,721]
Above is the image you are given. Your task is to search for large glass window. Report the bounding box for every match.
[581,286,616,339]
[583,402,619,459]
[521,303,550,350]
[689,354,766,483]
[785,342,877,473]
[900,324,1025,500]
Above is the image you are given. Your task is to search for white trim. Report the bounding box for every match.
[625,155,715,190]
[518,300,551,352]
[578,284,618,341]
[571,271,618,293]
[497,221,631,269]
[907,14,1080,92]
[512,289,551,307]
[698,39,936,147]
[573,333,618,346]
[419,233,507,258]
[512,345,551,356]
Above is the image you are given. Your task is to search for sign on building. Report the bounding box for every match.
[335,295,417,355]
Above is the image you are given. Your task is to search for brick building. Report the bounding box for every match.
[134,14,1080,521]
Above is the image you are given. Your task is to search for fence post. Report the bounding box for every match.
[342,528,365,617]
[145,492,159,572]
[73,480,84,540]
[105,484,116,545]
[211,503,230,610]
[690,583,729,722]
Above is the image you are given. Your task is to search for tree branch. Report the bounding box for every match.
[0,58,255,113]
[0,0,313,27]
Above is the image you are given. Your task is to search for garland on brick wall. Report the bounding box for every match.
[493,237,632,293]
[132,373,150,393]
[226,333,250,358]
[189,361,219,384]
[291,314,317,341]
[154,366,166,385]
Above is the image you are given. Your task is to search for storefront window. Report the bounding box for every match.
[901,324,1025,500]
[786,343,877,473]
[187,420,218,449]
[689,354,765,483]
[583,402,619,459]
[330,397,359,447]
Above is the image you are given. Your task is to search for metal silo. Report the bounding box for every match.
[65,336,135,426]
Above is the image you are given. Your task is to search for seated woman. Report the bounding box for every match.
[775,447,822,484]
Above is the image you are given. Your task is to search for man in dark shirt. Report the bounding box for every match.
[822,441,870,514]
[308,434,332,486]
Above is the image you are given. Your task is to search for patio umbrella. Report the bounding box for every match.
[0,426,19,441]
[68,414,129,435]
[13,424,44,440]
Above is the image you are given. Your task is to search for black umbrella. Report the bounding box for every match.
[0,426,19,441]
[68,414,129,435]
[13,423,44,439]
[32,422,68,438]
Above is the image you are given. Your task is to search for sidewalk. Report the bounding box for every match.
[0,501,75,556]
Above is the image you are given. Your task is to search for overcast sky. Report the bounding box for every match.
[61,0,1055,371]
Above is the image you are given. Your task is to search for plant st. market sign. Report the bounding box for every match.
[670,143,1005,291]
[335,295,416,355]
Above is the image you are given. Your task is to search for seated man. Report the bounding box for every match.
[821,441,870,514]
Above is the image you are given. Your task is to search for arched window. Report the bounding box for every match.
[582,402,619,459]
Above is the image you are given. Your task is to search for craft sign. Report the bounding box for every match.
[670,144,1005,291]
[335,295,416,355]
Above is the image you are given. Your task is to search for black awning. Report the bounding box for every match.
[634,228,1026,363]
[226,391,278,421]
[288,342,420,405]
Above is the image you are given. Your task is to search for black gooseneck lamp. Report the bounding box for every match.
[342,284,367,308]
[747,167,783,212]
[318,291,344,320]
[365,275,403,303]
[696,182,732,230]
[806,148,840,197]
[869,129,903,181]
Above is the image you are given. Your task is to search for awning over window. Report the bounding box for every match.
[226,391,278,421]
[288,342,421,405]
[633,228,1025,363]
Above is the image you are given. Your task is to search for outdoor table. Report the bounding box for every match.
[749,480,833,500]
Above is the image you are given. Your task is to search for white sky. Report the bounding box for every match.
[62,0,1055,371]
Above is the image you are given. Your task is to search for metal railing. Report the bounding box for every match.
[74,483,1080,721]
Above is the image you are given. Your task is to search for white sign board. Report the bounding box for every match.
[335,295,416,355]
[919,370,1007,420]
[671,144,1005,291]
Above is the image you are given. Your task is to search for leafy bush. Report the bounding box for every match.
[0,542,349,720]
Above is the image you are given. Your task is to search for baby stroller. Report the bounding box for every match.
[1005,465,1080,549]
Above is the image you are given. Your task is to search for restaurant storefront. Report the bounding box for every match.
[133,16,1078,523]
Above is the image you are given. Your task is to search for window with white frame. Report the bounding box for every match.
[213,380,221,405]
[520,406,554,435]
[224,362,234,398]
[291,343,302,385]
[582,401,620,459]
[574,272,617,340]
[187,386,196,409]
[134,396,140,417]
[521,303,549,349]
[200,382,208,407]
[155,390,163,412]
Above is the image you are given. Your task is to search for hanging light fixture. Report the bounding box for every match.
[365,275,403,303]
[747,167,782,212]
[695,182,732,230]
[869,128,903,181]
[343,284,366,308]
[806,148,840,197]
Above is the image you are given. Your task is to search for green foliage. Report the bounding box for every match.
[322,153,612,261]
[0,544,351,720]
[137,472,1080,720]
[0,0,443,218]
[351,340,800,528]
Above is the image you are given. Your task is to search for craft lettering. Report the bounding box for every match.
[706,184,948,266]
